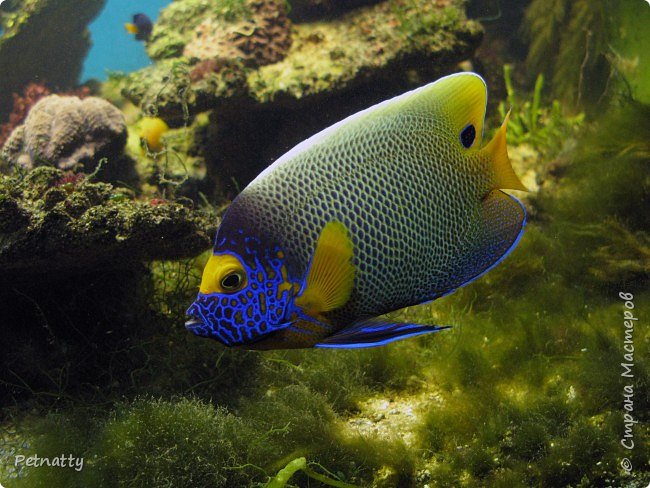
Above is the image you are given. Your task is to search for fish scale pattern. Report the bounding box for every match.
[226,88,511,325]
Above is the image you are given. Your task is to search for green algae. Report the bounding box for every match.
[0,167,215,278]
[245,0,480,104]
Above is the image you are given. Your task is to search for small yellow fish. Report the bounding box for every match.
[139,117,169,153]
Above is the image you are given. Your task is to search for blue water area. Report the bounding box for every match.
[81,0,171,82]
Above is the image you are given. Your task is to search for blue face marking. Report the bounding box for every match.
[185,237,295,347]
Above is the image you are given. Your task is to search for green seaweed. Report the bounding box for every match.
[497,64,584,155]
[524,0,610,107]
[266,457,359,488]
[524,0,650,108]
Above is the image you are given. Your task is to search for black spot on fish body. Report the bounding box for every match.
[460,124,476,148]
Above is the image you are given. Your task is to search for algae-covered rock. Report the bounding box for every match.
[121,0,482,121]
[147,0,292,66]
[119,0,482,188]
[0,95,132,182]
[0,0,105,119]
[0,167,216,281]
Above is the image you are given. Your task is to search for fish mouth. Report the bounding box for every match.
[184,317,204,331]
[184,302,209,336]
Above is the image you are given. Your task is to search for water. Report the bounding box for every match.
[81,0,170,81]
[0,0,648,487]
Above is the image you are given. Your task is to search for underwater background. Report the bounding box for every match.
[0,0,648,486]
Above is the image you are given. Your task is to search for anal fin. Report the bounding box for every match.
[315,318,450,349]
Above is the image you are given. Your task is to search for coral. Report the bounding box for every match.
[182,0,293,68]
[0,0,105,119]
[4,3,649,488]
[0,95,131,181]
[189,58,243,82]
[0,82,92,149]
[146,0,254,61]
[0,81,50,148]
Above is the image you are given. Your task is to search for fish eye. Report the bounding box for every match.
[460,123,476,149]
[220,271,245,291]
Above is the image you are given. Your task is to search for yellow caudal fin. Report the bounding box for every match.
[124,23,139,34]
[483,110,528,192]
[295,221,355,316]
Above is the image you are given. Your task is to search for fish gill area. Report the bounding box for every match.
[0,0,648,486]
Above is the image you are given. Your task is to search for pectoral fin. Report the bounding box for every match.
[315,318,450,349]
[295,221,355,316]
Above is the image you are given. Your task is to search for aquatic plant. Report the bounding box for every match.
[266,456,358,487]
[524,0,650,108]
[524,0,610,107]
[496,64,584,155]
[534,101,650,288]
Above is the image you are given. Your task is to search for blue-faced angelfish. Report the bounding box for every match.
[125,13,153,41]
[186,73,527,350]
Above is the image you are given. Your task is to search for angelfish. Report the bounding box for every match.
[186,73,527,349]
